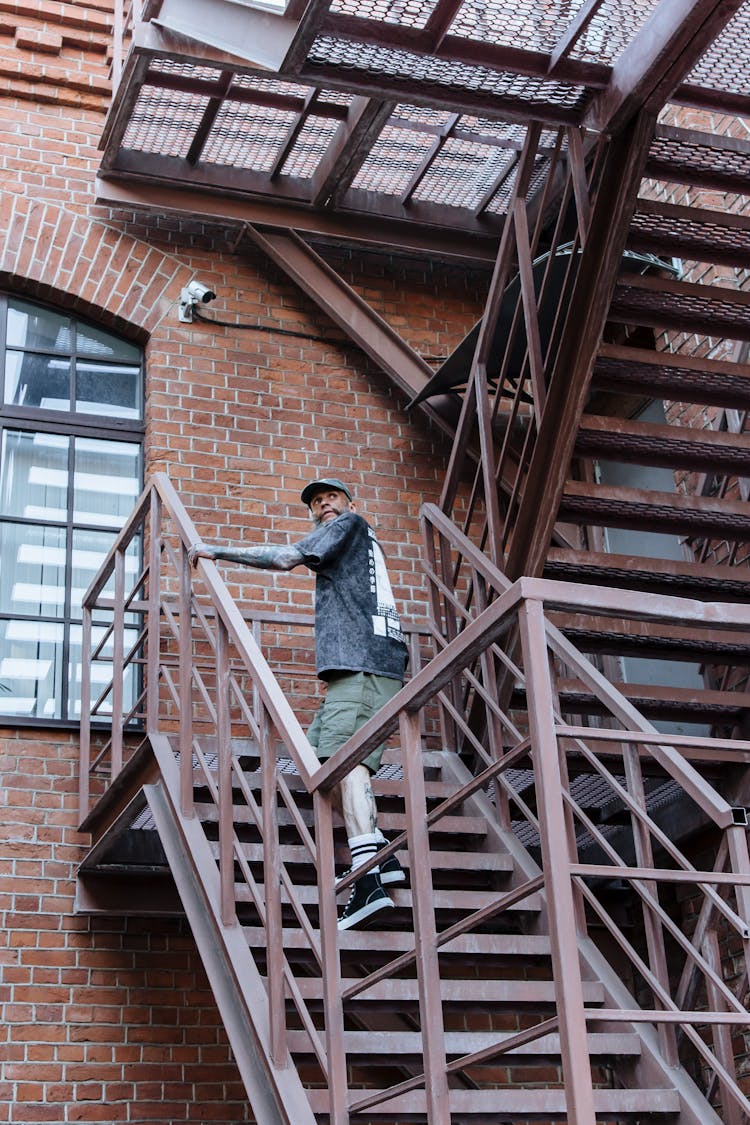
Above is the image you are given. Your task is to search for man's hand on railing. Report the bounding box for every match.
[188,542,217,567]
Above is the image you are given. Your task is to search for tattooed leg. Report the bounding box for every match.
[338,764,378,839]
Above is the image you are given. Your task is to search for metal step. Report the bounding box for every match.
[628,197,750,270]
[208,840,514,875]
[609,272,750,341]
[544,548,750,602]
[290,976,606,1006]
[592,342,750,409]
[550,679,750,724]
[551,611,750,665]
[559,480,750,538]
[235,882,542,914]
[646,123,750,197]
[286,1028,641,1058]
[242,927,555,958]
[307,1085,681,1117]
[197,804,490,839]
[576,413,750,473]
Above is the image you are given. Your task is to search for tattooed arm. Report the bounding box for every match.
[188,541,304,572]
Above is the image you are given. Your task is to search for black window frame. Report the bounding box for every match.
[0,292,145,729]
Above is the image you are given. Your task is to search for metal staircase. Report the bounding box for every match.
[77,475,750,1124]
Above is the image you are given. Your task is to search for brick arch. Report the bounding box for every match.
[0,195,191,341]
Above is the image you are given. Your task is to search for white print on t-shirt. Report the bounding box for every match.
[369,532,405,643]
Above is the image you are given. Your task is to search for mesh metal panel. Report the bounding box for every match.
[449,0,660,64]
[484,152,550,214]
[309,35,587,109]
[685,4,750,95]
[412,137,515,208]
[631,207,750,260]
[281,115,343,178]
[352,124,438,194]
[330,0,438,29]
[149,58,224,82]
[648,131,750,190]
[392,104,457,127]
[122,86,211,157]
[230,73,314,99]
[201,102,297,169]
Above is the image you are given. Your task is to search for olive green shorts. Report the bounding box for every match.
[307,671,402,775]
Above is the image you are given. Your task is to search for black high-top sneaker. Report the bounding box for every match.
[337,872,394,930]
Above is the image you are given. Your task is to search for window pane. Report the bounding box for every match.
[6,298,73,353]
[70,528,141,618]
[76,361,140,419]
[0,618,64,719]
[5,351,72,409]
[0,521,67,617]
[76,323,140,364]
[68,622,139,721]
[73,438,140,527]
[1,430,69,521]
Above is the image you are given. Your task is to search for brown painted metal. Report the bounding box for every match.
[505,109,656,581]
[310,97,394,208]
[94,177,501,261]
[583,0,746,133]
[242,223,459,439]
[401,709,450,1123]
[518,597,597,1124]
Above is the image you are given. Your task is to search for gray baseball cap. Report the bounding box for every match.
[300,477,353,507]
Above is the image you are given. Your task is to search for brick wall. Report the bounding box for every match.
[0,4,486,1122]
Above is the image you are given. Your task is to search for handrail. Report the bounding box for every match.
[79,478,750,1125]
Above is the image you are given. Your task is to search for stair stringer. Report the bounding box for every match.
[145,733,316,1125]
[438,750,724,1125]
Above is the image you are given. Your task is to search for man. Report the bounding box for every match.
[188,477,408,930]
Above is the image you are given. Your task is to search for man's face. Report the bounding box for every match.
[308,488,354,525]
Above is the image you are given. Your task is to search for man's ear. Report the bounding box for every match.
[348,501,356,512]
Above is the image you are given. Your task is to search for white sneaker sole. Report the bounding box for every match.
[337,895,394,931]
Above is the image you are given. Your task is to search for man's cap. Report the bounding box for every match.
[301,477,353,507]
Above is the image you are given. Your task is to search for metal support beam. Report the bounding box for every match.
[584,0,745,133]
[94,176,500,263]
[243,223,460,436]
[311,97,396,208]
[505,110,656,581]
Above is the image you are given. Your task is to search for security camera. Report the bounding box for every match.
[178,280,218,322]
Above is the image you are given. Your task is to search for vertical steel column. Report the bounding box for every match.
[622,740,677,1064]
[260,703,286,1065]
[179,544,194,817]
[146,487,162,732]
[726,824,750,929]
[215,618,235,928]
[313,791,349,1125]
[703,929,744,1125]
[110,548,125,778]
[400,708,450,1124]
[517,597,596,1125]
[78,604,92,823]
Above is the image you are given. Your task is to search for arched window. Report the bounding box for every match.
[0,295,144,723]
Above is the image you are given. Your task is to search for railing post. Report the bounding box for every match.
[517,596,597,1125]
[622,739,678,1064]
[703,929,744,1125]
[313,790,349,1125]
[260,703,286,1066]
[179,543,194,817]
[78,604,92,823]
[401,708,450,1124]
[110,547,125,777]
[146,486,162,732]
[216,618,235,928]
